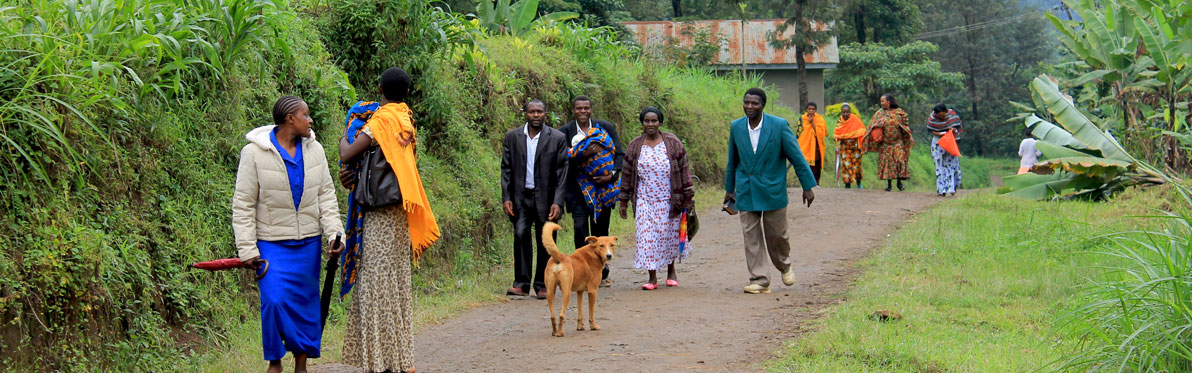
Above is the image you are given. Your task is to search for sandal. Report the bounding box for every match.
[641,283,657,290]
[665,279,678,287]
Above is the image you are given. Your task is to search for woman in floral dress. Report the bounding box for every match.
[865,94,913,191]
[618,107,694,290]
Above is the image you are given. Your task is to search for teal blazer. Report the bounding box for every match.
[724,113,817,212]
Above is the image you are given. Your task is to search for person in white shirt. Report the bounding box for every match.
[1018,130,1041,175]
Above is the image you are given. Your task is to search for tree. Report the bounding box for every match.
[825,41,964,109]
[769,0,839,110]
[837,0,922,45]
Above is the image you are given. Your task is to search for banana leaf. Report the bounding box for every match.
[1035,156,1132,179]
[1001,172,1073,200]
[1036,140,1100,159]
[1031,75,1132,162]
[1026,114,1088,150]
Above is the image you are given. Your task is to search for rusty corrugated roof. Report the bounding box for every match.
[622,19,838,68]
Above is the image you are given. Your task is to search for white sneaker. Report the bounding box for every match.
[782,268,796,286]
[743,283,770,294]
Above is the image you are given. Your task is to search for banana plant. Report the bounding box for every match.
[1000,75,1168,200]
[474,0,578,37]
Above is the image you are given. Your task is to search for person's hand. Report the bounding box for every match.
[593,173,614,184]
[339,168,356,190]
[802,189,815,207]
[503,201,515,217]
[548,204,562,221]
[327,235,344,257]
[618,201,628,219]
[245,257,265,270]
[582,143,604,158]
[723,192,735,204]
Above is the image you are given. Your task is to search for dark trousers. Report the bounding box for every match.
[810,145,823,183]
[513,189,553,292]
[570,198,611,279]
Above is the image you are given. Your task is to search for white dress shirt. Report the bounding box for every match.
[747,116,764,153]
[524,123,540,189]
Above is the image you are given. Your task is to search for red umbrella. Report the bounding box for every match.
[192,258,269,280]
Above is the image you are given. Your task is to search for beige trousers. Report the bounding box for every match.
[739,208,791,287]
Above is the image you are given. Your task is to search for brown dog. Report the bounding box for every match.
[542,222,616,337]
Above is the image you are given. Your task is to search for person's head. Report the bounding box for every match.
[572,95,593,123]
[524,99,547,128]
[272,95,312,138]
[639,106,664,136]
[841,103,852,119]
[378,67,412,103]
[1023,127,1035,139]
[880,94,899,110]
[805,102,818,116]
[743,88,767,120]
[933,103,949,120]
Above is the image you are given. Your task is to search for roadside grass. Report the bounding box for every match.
[767,189,1173,372]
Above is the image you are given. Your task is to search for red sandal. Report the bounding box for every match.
[665,279,678,287]
[641,283,657,290]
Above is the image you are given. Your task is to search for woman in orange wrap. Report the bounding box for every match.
[337,67,440,373]
[832,103,866,188]
[797,102,827,183]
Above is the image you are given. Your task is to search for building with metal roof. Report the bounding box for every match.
[623,19,839,111]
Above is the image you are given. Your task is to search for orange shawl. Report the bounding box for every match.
[366,102,440,263]
[798,113,827,166]
[833,113,866,140]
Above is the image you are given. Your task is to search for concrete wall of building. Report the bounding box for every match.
[761,69,824,113]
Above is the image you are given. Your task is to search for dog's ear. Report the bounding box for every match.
[585,236,599,244]
[611,236,617,242]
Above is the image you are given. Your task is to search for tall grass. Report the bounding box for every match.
[1058,184,1192,371]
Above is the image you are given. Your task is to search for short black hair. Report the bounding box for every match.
[933,103,948,113]
[523,99,546,111]
[380,67,412,102]
[272,95,304,125]
[744,88,767,106]
[639,106,664,123]
[572,95,592,107]
[806,101,817,109]
[881,94,900,109]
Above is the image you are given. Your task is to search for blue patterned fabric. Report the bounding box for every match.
[338,101,378,299]
[932,136,962,194]
[567,124,620,219]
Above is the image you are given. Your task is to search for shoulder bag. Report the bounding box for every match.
[354,146,403,209]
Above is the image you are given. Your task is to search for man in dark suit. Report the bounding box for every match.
[558,95,624,287]
[501,99,569,299]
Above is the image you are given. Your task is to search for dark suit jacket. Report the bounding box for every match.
[558,119,624,211]
[501,124,570,219]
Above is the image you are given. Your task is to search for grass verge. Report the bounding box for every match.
[767,188,1176,372]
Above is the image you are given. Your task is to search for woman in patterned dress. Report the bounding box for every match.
[927,103,963,196]
[832,103,866,188]
[617,107,694,290]
[337,68,440,373]
[864,94,913,191]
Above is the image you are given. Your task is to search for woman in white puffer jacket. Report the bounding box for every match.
[232,95,344,373]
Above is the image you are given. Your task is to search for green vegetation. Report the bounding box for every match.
[768,187,1181,371]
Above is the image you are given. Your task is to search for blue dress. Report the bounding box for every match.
[258,129,323,361]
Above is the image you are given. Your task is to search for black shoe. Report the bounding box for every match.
[884,185,892,192]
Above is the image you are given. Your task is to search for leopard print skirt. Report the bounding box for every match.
[342,205,414,372]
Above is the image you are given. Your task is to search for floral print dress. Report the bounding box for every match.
[866,108,913,180]
[633,142,688,270]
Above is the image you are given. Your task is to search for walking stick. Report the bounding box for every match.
[320,235,342,332]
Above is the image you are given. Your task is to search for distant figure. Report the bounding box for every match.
[1018,129,1041,175]
[865,94,913,192]
[337,67,441,373]
[798,102,827,183]
[501,99,570,300]
[927,104,963,196]
[617,107,694,290]
[233,95,344,373]
[724,88,817,295]
[832,103,866,188]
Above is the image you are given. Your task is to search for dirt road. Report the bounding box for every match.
[316,188,941,372]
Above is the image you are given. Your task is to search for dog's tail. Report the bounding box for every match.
[542,222,567,263]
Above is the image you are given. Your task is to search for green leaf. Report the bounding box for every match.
[509,0,538,36]
[1031,74,1132,162]
[1036,140,1098,160]
[1026,114,1087,150]
[1035,156,1132,178]
[539,12,578,23]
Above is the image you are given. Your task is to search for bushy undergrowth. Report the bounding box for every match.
[0,0,352,370]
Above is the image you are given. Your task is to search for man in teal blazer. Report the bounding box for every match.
[723,88,817,294]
